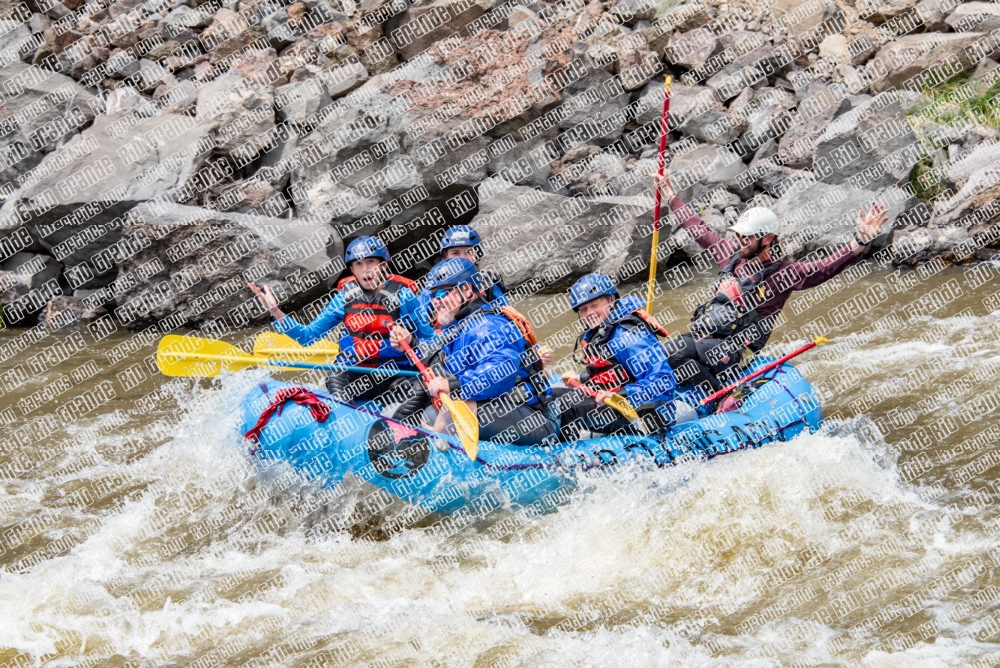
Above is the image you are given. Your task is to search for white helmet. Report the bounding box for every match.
[730,207,779,237]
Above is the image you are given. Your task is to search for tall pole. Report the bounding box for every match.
[646,75,672,313]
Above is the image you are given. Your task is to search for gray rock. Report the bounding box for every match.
[945,138,1000,189]
[4,113,216,284]
[738,86,796,154]
[320,61,369,98]
[275,79,333,126]
[634,81,722,131]
[664,28,719,71]
[772,180,919,256]
[488,138,551,191]
[890,224,971,267]
[104,86,159,115]
[0,61,98,150]
[555,46,629,137]
[113,202,343,329]
[0,251,64,325]
[196,73,275,158]
[932,142,1000,223]
[608,0,657,24]
[778,80,847,170]
[859,0,920,23]
[946,2,1000,32]
[868,33,992,92]
[813,92,921,190]
[771,0,835,35]
[471,178,656,287]
[39,295,106,330]
[668,144,749,202]
[0,251,61,291]
[386,0,496,61]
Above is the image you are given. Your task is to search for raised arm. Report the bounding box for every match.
[654,173,737,268]
[274,290,345,347]
[778,203,888,291]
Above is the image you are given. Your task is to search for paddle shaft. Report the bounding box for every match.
[395,337,443,410]
[700,337,827,405]
[565,377,608,404]
[646,76,672,312]
[266,359,419,376]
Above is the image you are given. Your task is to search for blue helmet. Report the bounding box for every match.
[425,257,482,293]
[345,236,390,265]
[569,273,618,311]
[440,225,482,253]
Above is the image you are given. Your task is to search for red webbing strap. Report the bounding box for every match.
[244,387,331,444]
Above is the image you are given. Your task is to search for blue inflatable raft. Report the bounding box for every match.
[239,359,822,516]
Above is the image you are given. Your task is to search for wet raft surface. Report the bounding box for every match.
[3,268,1000,665]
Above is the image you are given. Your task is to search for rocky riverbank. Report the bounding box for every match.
[0,0,998,331]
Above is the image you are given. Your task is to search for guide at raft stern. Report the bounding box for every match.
[653,171,888,403]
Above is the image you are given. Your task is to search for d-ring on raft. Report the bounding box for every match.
[239,357,823,516]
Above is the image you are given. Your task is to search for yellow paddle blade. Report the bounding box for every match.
[603,394,648,435]
[254,332,340,364]
[157,335,264,377]
[439,394,479,460]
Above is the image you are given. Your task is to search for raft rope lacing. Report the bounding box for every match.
[244,386,331,448]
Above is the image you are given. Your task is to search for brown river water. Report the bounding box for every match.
[3,263,1000,666]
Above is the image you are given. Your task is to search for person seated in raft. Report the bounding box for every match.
[653,171,889,400]
[248,236,434,419]
[418,224,555,365]
[555,273,677,440]
[439,224,509,305]
[390,257,560,446]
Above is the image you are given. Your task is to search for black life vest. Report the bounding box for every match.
[573,308,670,392]
[689,251,784,351]
[337,273,418,362]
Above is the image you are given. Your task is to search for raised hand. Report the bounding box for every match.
[389,325,413,351]
[653,171,676,199]
[248,282,284,320]
[856,203,889,244]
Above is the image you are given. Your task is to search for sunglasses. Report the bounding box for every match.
[431,287,456,301]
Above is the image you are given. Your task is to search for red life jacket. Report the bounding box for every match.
[337,274,419,362]
[573,308,670,392]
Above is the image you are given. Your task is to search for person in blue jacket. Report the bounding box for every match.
[557,273,677,440]
[391,257,559,446]
[249,236,434,415]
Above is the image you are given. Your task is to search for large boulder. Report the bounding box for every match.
[812,92,921,190]
[945,2,1000,33]
[867,33,992,92]
[668,144,749,202]
[664,27,719,71]
[196,72,276,160]
[0,62,99,194]
[771,0,836,35]
[113,202,343,330]
[471,178,654,287]
[933,142,1000,224]
[778,80,847,170]
[0,113,216,286]
[772,180,922,257]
